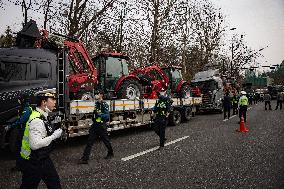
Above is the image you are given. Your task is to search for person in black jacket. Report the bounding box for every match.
[153,88,172,149]
[223,92,231,120]
[79,89,113,164]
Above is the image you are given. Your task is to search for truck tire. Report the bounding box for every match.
[117,79,142,100]
[9,128,19,155]
[168,110,181,126]
[182,107,192,122]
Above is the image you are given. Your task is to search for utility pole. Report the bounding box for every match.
[229,27,236,78]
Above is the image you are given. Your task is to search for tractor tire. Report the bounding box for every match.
[168,110,182,126]
[182,106,192,122]
[81,92,94,101]
[117,79,143,100]
[180,84,191,98]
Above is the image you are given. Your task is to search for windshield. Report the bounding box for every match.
[191,80,217,93]
[172,69,182,79]
[106,57,128,78]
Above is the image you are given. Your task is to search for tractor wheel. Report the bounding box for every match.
[168,110,182,126]
[180,84,191,98]
[81,92,94,101]
[117,79,142,100]
[182,106,192,122]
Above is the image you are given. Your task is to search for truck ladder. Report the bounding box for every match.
[57,49,69,117]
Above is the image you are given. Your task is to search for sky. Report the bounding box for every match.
[0,0,283,69]
[214,0,284,69]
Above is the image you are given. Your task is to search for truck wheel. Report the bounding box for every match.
[182,107,192,122]
[118,79,142,100]
[169,110,181,126]
[9,128,19,155]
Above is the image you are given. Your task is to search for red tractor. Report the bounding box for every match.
[130,65,169,99]
[35,27,143,100]
[92,51,143,100]
[129,64,194,98]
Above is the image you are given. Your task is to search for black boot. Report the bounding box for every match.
[78,158,88,164]
[104,152,114,159]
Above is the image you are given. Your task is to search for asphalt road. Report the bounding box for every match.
[1,101,284,189]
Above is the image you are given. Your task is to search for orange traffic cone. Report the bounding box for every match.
[236,115,248,133]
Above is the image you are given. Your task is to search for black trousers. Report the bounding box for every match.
[224,106,231,119]
[20,157,61,189]
[154,116,167,147]
[265,101,272,110]
[239,105,247,122]
[82,123,113,160]
[232,103,238,115]
[275,100,283,110]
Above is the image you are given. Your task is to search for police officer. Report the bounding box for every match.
[19,89,63,189]
[153,88,172,149]
[9,94,33,171]
[79,89,113,164]
[223,92,231,120]
[275,91,283,110]
[264,91,272,110]
[238,91,248,123]
[231,92,239,115]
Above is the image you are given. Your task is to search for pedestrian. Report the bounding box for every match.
[263,92,272,110]
[8,94,33,172]
[223,92,231,120]
[253,93,258,104]
[19,89,63,189]
[231,92,239,115]
[275,91,283,110]
[238,91,248,123]
[153,88,173,149]
[79,89,113,164]
[248,93,253,105]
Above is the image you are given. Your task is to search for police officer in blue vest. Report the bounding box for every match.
[19,89,63,189]
[153,88,172,149]
[79,89,113,164]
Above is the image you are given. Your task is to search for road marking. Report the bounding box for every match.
[230,115,237,118]
[121,136,189,161]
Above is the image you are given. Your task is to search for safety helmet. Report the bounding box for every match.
[240,91,247,95]
[35,88,57,99]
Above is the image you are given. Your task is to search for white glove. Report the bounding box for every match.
[51,128,63,140]
[53,116,62,124]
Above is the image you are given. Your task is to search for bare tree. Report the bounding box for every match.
[190,0,226,67]
[58,0,116,38]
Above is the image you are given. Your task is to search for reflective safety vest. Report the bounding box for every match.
[20,111,41,160]
[156,100,168,116]
[239,96,248,106]
[96,116,103,123]
[232,96,238,104]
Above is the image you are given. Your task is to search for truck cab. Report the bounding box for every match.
[191,69,224,112]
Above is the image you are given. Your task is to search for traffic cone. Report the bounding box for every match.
[236,115,248,133]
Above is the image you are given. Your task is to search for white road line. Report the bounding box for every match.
[121,136,189,162]
[229,115,237,119]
